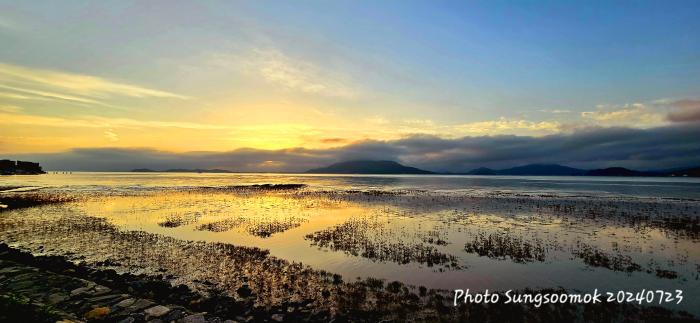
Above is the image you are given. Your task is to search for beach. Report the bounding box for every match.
[0,173,699,322]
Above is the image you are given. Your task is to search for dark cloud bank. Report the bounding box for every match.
[11,122,700,173]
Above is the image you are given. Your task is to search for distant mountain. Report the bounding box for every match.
[666,167,700,177]
[585,167,661,177]
[131,168,155,172]
[305,160,434,174]
[465,164,700,177]
[466,167,498,175]
[130,168,233,173]
[471,164,586,176]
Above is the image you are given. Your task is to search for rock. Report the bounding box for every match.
[162,308,185,321]
[84,306,111,320]
[144,305,171,317]
[117,317,136,323]
[70,286,91,297]
[271,314,284,322]
[115,298,136,308]
[128,298,155,311]
[181,313,207,323]
[92,285,111,295]
[236,284,252,298]
[47,293,68,304]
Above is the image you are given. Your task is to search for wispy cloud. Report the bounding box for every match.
[241,48,358,98]
[104,129,119,142]
[0,105,22,113]
[667,99,700,123]
[454,118,562,135]
[538,109,571,114]
[0,16,21,32]
[581,103,666,127]
[0,112,229,130]
[0,62,190,108]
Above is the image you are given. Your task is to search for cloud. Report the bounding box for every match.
[14,122,700,172]
[667,99,700,123]
[454,118,562,135]
[0,112,230,130]
[0,62,189,107]
[319,138,348,144]
[0,105,22,113]
[240,49,358,98]
[581,103,665,127]
[104,129,119,142]
[538,109,571,114]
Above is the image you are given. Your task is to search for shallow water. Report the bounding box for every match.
[1,172,699,314]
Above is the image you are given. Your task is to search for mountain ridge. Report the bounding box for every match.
[305,160,434,174]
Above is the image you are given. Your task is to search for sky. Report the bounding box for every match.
[1,1,699,171]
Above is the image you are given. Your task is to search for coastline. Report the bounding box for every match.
[1,183,699,322]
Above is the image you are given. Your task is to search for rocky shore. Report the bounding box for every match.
[1,188,699,322]
[1,242,697,323]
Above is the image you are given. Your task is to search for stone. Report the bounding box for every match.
[47,293,68,304]
[115,298,136,308]
[70,286,91,297]
[271,314,284,322]
[144,305,171,317]
[128,298,155,311]
[84,306,111,320]
[92,285,112,295]
[236,283,253,298]
[117,318,136,323]
[181,313,207,323]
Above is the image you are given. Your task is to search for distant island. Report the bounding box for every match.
[131,168,233,173]
[0,160,46,175]
[302,160,700,177]
[305,160,434,174]
[465,164,700,177]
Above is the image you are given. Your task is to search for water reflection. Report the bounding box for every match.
[0,179,699,314]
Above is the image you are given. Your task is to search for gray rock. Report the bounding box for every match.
[271,314,284,322]
[69,286,91,296]
[181,313,207,323]
[47,293,68,304]
[129,299,155,311]
[115,298,136,308]
[117,317,136,323]
[144,305,171,317]
[92,285,112,295]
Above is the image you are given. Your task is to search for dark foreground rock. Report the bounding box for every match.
[1,243,698,323]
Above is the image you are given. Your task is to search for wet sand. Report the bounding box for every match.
[1,184,699,321]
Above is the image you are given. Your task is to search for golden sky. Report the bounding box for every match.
[1,2,697,156]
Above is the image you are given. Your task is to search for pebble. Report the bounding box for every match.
[144,305,171,317]
[181,313,207,323]
[115,298,136,308]
[84,306,111,320]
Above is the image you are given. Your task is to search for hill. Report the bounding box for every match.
[467,164,585,176]
[584,167,661,177]
[305,160,434,174]
[498,164,586,176]
[666,167,700,177]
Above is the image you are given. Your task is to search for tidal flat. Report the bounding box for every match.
[0,173,699,321]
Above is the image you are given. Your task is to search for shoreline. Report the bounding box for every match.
[1,241,696,322]
[1,187,699,321]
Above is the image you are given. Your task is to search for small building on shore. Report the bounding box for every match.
[0,160,46,175]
